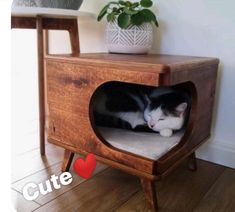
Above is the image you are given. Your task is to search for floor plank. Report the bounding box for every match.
[12,156,108,205]
[12,189,40,212]
[194,168,235,212]
[116,160,225,212]
[33,168,140,212]
[12,143,64,183]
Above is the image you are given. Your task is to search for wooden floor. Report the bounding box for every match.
[12,137,235,212]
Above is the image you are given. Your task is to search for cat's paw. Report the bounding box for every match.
[160,129,173,137]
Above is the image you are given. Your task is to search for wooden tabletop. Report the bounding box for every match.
[46,53,219,74]
[11,6,95,20]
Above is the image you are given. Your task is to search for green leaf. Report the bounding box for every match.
[119,0,127,6]
[131,12,144,26]
[123,7,138,15]
[141,9,156,21]
[126,1,132,7]
[109,1,119,5]
[131,9,159,27]
[118,13,131,28]
[154,19,159,27]
[107,12,116,22]
[131,2,139,8]
[141,9,159,27]
[140,0,153,8]
[97,5,109,21]
[112,7,118,12]
[117,7,125,13]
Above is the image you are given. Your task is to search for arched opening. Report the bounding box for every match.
[89,81,196,160]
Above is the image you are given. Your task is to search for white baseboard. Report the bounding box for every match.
[196,139,235,169]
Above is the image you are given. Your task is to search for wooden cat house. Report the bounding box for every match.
[12,14,219,211]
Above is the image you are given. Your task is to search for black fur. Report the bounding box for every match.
[93,111,132,130]
[102,82,146,112]
[149,92,190,116]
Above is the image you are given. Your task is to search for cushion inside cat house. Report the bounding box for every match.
[98,127,184,160]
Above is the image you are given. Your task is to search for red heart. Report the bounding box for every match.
[73,153,97,179]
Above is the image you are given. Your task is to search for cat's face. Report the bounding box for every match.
[144,102,187,132]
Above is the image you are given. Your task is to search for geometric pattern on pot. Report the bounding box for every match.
[105,20,153,54]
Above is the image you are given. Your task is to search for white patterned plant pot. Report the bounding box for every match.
[105,21,153,54]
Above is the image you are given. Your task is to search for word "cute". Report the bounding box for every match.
[23,172,73,200]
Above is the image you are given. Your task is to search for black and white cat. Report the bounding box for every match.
[93,83,190,137]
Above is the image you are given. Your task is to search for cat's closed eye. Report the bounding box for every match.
[158,118,165,121]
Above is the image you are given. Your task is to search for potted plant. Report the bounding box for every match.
[97,0,158,54]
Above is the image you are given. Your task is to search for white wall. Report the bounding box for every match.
[49,0,109,53]
[153,0,235,168]
[12,0,235,167]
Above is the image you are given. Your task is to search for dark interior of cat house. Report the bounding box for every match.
[89,81,195,161]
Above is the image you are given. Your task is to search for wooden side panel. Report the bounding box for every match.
[46,60,160,174]
[155,64,219,174]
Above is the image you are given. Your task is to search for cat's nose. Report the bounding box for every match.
[150,124,155,128]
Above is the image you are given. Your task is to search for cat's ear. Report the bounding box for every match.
[175,102,187,116]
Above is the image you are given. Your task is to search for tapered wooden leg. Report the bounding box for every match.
[187,152,197,171]
[62,149,75,172]
[68,19,80,56]
[140,178,158,211]
[36,16,45,156]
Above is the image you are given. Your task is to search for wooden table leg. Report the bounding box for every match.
[62,149,75,172]
[36,16,45,156]
[68,19,80,56]
[12,16,80,158]
[187,152,197,171]
[140,178,158,211]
